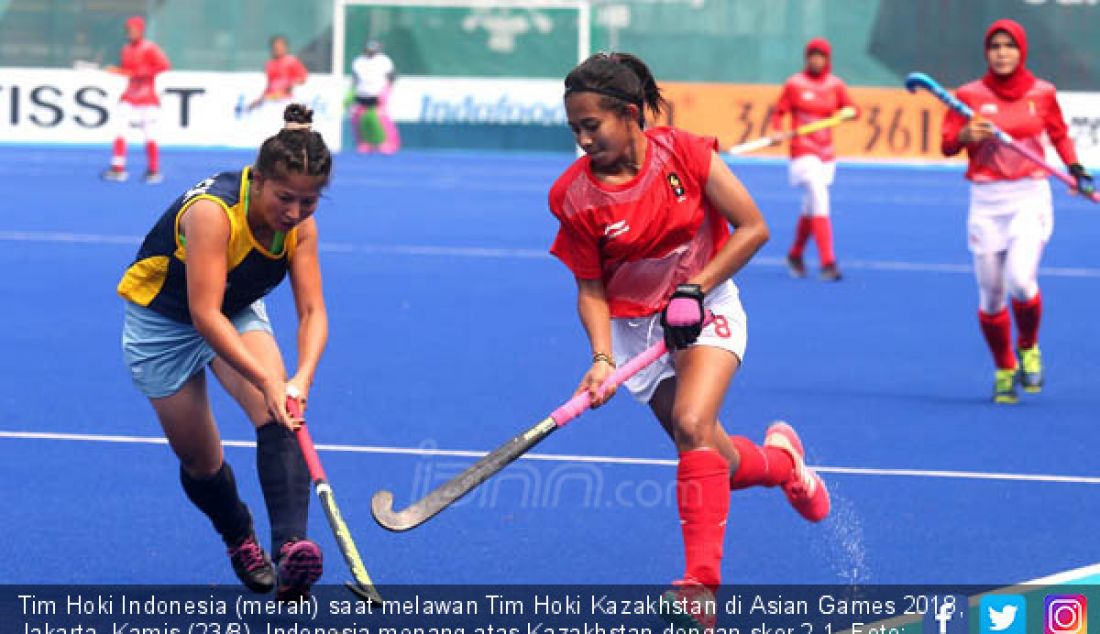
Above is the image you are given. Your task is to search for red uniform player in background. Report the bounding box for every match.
[771,37,858,281]
[941,19,1093,403]
[248,36,309,113]
[101,15,170,184]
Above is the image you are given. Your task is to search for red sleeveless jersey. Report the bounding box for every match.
[548,127,730,318]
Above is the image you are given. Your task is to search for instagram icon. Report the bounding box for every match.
[1046,595,1088,634]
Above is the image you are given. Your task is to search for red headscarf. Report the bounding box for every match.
[804,37,832,78]
[982,19,1036,101]
[125,15,146,37]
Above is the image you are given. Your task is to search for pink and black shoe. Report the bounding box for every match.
[227,533,276,593]
[275,538,323,601]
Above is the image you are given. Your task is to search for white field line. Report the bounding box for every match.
[2,230,1099,277]
[2,430,1100,485]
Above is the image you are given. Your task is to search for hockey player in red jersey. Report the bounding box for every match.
[941,19,1093,403]
[101,15,171,184]
[549,52,831,632]
[771,37,858,281]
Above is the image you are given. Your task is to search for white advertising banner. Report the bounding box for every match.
[1052,92,1100,169]
[3,67,1096,165]
[0,68,345,150]
[386,76,566,127]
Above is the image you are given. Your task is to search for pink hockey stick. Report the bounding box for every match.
[371,313,716,531]
[285,391,383,603]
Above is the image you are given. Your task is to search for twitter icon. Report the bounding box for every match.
[982,595,1028,634]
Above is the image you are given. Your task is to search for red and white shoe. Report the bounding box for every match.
[764,421,830,522]
[659,578,717,633]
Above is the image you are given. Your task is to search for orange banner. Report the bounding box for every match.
[657,82,961,161]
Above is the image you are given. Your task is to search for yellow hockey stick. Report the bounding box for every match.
[728,106,857,156]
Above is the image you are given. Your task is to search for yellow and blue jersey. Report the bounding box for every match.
[117,167,298,323]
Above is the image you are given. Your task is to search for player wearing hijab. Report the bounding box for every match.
[770,37,858,281]
[550,52,831,632]
[941,19,1093,403]
[101,15,170,184]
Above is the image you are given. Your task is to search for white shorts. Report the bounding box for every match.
[789,155,836,187]
[611,280,747,404]
[967,179,1053,254]
[116,102,158,137]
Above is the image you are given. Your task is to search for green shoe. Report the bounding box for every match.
[994,368,1019,404]
[659,580,716,634]
[1018,345,1043,393]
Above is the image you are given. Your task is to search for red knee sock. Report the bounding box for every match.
[789,216,813,258]
[811,216,836,266]
[1011,293,1042,350]
[145,141,160,174]
[979,309,1016,369]
[676,449,729,589]
[111,137,127,171]
[728,436,795,489]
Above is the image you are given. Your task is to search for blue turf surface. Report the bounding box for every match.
[1,146,1098,586]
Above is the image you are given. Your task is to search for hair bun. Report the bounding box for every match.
[283,103,314,129]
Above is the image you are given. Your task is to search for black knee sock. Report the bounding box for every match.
[180,462,253,548]
[256,422,311,556]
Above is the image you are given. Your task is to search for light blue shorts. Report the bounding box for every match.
[121,300,274,399]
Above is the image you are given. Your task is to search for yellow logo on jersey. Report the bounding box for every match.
[667,173,686,201]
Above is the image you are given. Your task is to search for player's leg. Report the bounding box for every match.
[788,204,813,278]
[649,344,733,629]
[363,107,386,151]
[786,158,814,278]
[973,248,1018,403]
[1005,208,1048,393]
[122,300,274,590]
[377,89,401,154]
[150,373,276,592]
[650,385,781,491]
[350,102,369,152]
[651,382,827,523]
[809,160,840,280]
[651,283,829,520]
[208,301,320,599]
[609,312,725,623]
[670,347,733,622]
[102,102,132,181]
[139,106,162,183]
[969,190,1023,402]
[704,287,824,517]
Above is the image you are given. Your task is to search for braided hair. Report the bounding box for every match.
[254,104,332,184]
[564,52,669,128]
